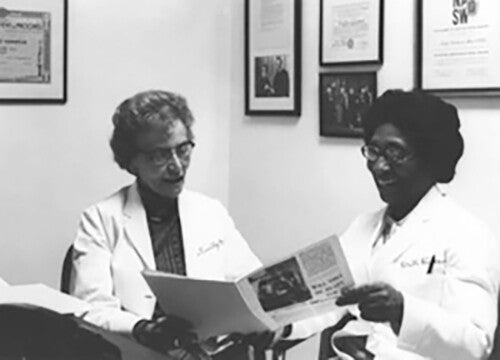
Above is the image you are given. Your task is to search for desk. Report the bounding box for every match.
[76,319,172,360]
[0,303,173,360]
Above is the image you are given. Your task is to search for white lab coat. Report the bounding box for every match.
[70,182,262,334]
[291,187,500,360]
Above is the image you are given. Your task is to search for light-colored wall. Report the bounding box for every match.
[228,0,500,273]
[0,0,232,287]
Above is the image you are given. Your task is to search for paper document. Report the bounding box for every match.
[0,283,91,315]
[143,234,354,339]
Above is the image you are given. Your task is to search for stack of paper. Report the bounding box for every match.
[0,283,91,315]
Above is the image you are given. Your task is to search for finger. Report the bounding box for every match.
[362,289,390,303]
[336,284,379,305]
[358,303,393,322]
[340,284,355,296]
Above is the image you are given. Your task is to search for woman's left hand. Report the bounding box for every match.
[336,282,404,334]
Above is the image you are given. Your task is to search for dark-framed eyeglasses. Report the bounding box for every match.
[361,144,414,165]
[140,140,195,166]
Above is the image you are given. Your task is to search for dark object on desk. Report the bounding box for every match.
[0,303,121,360]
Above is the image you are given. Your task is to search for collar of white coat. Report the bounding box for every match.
[378,184,446,232]
[121,182,195,270]
[370,185,447,261]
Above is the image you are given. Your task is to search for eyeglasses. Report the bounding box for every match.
[140,140,195,166]
[361,144,414,165]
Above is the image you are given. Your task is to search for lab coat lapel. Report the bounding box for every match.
[178,190,224,279]
[178,190,196,276]
[123,182,156,270]
[371,187,441,267]
[362,210,385,281]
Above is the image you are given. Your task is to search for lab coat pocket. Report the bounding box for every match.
[396,255,446,303]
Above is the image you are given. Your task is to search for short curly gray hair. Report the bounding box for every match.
[109,90,194,170]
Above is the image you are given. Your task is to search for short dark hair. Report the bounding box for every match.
[362,90,464,183]
[109,90,194,170]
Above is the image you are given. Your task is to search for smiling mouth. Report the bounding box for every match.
[376,178,397,187]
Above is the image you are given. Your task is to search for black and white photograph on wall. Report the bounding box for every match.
[319,72,376,138]
[245,0,301,115]
[248,257,312,312]
[255,55,290,97]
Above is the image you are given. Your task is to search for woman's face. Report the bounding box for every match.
[366,123,434,218]
[129,119,193,199]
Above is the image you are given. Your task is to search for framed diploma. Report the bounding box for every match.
[320,0,383,66]
[0,0,67,103]
[418,0,500,93]
[245,0,301,115]
[319,72,376,138]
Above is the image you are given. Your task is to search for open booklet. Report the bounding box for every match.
[143,234,354,339]
[0,283,91,315]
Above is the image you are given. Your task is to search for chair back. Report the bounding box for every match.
[60,245,74,294]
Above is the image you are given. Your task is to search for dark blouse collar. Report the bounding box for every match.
[137,181,178,221]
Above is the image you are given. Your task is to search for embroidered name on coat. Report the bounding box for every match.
[197,239,224,257]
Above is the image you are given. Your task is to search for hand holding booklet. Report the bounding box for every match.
[143,234,354,339]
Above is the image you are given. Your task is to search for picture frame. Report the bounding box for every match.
[245,0,301,116]
[417,0,500,94]
[320,0,383,66]
[0,0,67,103]
[319,72,376,138]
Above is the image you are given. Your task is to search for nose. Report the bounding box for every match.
[165,152,183,177]
[370,156,391,174]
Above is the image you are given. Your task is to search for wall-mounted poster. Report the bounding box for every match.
[0,0,67,103]
[319,72,376,137]
[418,0,500,93]
[245,0,301,115]
[320,0,383,66]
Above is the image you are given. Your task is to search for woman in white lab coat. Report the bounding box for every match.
[290,90,500,360]
[70,90,261,359]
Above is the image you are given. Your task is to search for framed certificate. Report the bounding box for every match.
[418,0,500,93]
[245,0,301,115]
[320,0,383,66]
[0,0,67,103]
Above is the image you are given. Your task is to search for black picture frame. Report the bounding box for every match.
[319,72,376,137]
[320,0,383,66]
[245,0,301,116]
[0,0,67,103]
[417,0,500,94]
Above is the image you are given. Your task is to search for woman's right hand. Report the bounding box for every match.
[132,315,197,353]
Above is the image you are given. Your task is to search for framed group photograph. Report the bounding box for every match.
[0,0,67,103]
[245,0,301,115]
[319,72,376,137]
[320,0,383,66]
[417,0,500,93]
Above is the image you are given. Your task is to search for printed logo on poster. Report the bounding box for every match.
[452,0,478,25]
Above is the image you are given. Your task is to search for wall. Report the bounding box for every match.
[229,0,500,266]
[0,0,233,287]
